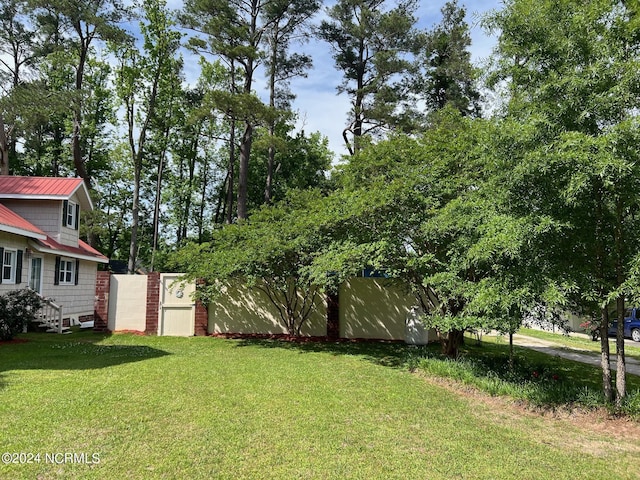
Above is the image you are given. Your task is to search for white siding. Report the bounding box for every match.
[1,199,63,243]
[59,193,81,246]
[0,232,29,293]
[40,257,97,319]
[0,196,81,247]
[0,231,98,320]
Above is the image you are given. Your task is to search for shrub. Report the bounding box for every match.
[617,390,640,418]
[0,289,43,341]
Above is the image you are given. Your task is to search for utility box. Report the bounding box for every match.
[405,306,429,345]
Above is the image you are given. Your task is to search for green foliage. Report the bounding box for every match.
[248,127,334,209]
[414,340,615,409]
[486,0,640,398]
[306,109,540,356]
[173,189,329,335]
[0,289,42,341]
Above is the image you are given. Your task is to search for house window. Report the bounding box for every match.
[63,200,79,230]
[58,259,75,285]
[2,249,16,283]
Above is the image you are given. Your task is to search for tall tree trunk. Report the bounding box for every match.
[237,121,253,220]
[151,148,166,272]
[236,48,255,221]
[0,114,9,175]
[226,117,236,224]
[595,184,613,402]
[599,307,613,403]
[198,155,209,242]
[214,173,229,225]
[616,296,626,406]
[128,163,141,274]
[265,138,275,204]
[615,196,626,406]
[264,34,278,205]
[73,36,91,188]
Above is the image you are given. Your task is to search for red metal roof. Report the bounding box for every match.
[0,203,47,238]
[0,176,84,197]
[33,236,109,263]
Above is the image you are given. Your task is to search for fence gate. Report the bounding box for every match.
[159,273,195,336]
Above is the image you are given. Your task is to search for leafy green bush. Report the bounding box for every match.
[617,390,640,419]
[0,289,42,341]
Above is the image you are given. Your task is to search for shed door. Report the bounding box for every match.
[159,274,195,336]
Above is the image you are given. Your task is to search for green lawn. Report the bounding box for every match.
[1,330,639,479]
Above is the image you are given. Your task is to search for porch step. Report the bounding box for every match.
[45,326,71,333]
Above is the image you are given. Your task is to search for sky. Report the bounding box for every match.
[173,0,505,159]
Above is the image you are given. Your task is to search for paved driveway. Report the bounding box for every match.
[508,333,640,377]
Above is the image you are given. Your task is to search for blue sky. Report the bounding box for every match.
[171,0,504,158]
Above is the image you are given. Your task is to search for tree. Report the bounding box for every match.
[485,0,640,405]
[113,0,182,274]
[248,127,333,210]
[419,0,480,118]
[306,110,533,358]
[317,0,421,155]
[91,144,134,260]
[0,0,39,174]
[261,0,319,203]
[181,0,274,220]
[31,0,130,187]
[173,190,328,335]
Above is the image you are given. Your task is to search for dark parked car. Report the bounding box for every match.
[608,308,640,342]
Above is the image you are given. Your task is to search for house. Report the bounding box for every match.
[0,176,108,328]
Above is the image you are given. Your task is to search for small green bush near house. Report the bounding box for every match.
[0,289,42,340]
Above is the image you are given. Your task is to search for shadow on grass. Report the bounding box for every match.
[231,335,629,407]
[232,336,438,369]
[0,328,170,389]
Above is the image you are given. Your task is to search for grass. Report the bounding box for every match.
[1,329,640,479]
[412,337,640,408]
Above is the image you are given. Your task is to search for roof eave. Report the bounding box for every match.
[0,225,47,240]
[28,240,109,264]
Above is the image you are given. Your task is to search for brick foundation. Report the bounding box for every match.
[145,272,161,335]
[94,271,110,332]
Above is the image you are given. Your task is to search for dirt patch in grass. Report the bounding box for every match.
[113,330,147,336]
[0,338,29,345]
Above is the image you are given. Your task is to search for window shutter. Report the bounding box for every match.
[74,259,80,285]
[74,204,80,230]
[0,247,4,284]
[62,200,68,227]
[16,250,22,284]
[54,256,61,285]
